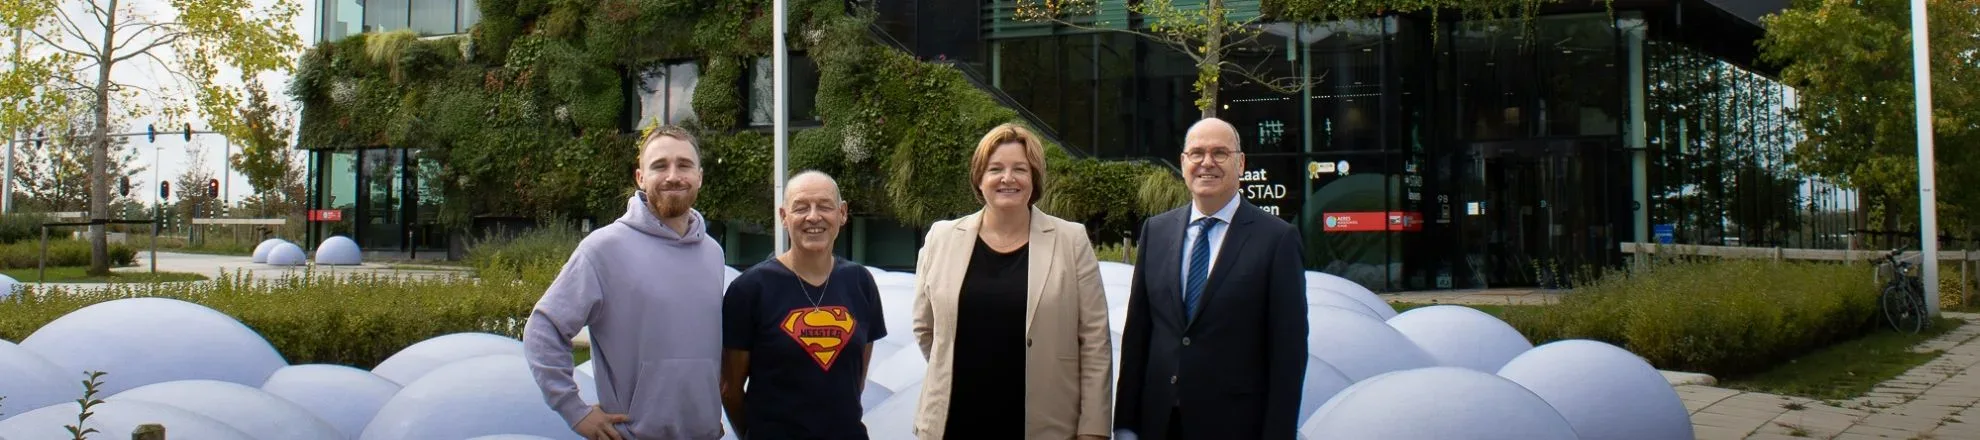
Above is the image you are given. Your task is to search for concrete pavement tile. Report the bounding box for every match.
[1694,411,1771,431]
[1743,434,1817,440]
[1703,405,1792,422]
[1840,424,1922,438]
[1691,425,1749,440]
[1774,411,1864,432]
[1857,413,1948,433]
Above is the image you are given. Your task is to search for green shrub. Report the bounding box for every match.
[0,269,546,369]
[0,213,52,245]
[0,240,138,270]
[1504,259,1879,378]
[465,221,585,282]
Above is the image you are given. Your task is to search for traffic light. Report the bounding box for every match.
[183,123,192,141]
[160,181,171,199]
[147,124,156,143]
[119,176,130,196]
[207,178,219,198]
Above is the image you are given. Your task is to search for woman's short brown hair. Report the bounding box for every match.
[969,123,1048,206]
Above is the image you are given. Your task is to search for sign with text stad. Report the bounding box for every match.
[1322,211,1424,232]
[308,209,344,222]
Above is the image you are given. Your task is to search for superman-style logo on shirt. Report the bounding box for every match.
[780,306,856,371]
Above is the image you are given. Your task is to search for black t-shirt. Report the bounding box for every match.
[722,257,887,440]
[943,238,1027,439]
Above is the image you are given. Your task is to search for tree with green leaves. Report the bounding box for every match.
[228,81,301,217]
[1760,0,1980,237]
[1,0,302,275]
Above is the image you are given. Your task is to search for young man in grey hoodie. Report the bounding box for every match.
[525,125,727,440]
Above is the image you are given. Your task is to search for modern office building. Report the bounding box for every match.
[302,0,1859,290]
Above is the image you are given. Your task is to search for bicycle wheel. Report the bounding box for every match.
[1884,284,1925,334]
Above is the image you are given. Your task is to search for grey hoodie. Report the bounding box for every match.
[525,192,727,440]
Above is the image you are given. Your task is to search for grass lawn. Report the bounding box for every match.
[0,266,209,283]
[1722,317,1967,401]
[574,348,591,365]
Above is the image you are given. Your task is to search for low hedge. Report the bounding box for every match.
[0,240,138,269]
[0,269,545,370]
[1505,258,1880,378]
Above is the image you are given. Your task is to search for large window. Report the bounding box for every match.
[1538,14,1622,136]
[637,62,700,130]
[747,55,821,126]
[353,0,478,36]
[321,0,364,41]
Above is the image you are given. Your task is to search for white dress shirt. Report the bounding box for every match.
[1179,192,1241,290]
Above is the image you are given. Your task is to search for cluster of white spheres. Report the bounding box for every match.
[253,236,363,267]
[0,264,1690,440]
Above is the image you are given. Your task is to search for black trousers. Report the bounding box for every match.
[1167,407,1184,440]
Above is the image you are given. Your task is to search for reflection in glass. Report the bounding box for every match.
[362,149,404,249]
[325,151,358,239]
[364,0,409,33]
[748,56,820,126]
[320,0,364,41]
[411,0,455,35]
[638,62,700,130]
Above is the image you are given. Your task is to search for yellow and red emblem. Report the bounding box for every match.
[780,306,856,371]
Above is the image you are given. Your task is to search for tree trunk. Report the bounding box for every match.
[1199,0,1223,119]
[88,0,121,276]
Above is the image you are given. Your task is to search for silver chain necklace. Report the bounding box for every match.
[794,257,834,309]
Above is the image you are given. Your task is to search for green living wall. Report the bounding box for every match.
[292,0,1184,236]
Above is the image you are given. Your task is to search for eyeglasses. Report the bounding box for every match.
[1183,149,1238,164]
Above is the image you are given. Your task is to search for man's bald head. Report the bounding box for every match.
[785,170,843,205]
[1185,117,1242,152]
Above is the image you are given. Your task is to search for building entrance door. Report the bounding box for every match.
[1466,139,1618,288]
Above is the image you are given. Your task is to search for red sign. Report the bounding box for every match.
[1322,212,1424,232]
[308,209,344,222]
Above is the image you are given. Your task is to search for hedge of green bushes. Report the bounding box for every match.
[0,270,542,370]
[1504,258,1880,378]
[0,240,138,269]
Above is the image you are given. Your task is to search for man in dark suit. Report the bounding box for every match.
[1114,117,1308,440]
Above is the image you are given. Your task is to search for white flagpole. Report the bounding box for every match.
[772,0,789,255]
[1909,0,1939,315]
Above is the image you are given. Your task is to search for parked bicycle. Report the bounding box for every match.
[1880,248,1930,334]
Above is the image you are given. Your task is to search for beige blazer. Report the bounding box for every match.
[911,207,1114,439]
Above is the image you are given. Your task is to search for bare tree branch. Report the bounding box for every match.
[1222,60,1321,95]
[27,29,97,60]
[89,0,111,29]
[50,7,104,55]
[139,50,199,87]
[110,34,181,64]
[111,27,185,55]
[115,22,184,51]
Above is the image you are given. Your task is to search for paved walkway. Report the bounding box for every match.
[1682,312,1980,439]
[15,251,472,291]
[1386,288,1564,306]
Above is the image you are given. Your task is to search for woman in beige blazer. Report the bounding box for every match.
[912,123,1112,440]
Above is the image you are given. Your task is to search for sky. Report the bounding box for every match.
[23,0,317,209]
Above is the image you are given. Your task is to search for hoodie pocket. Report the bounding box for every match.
[637,358,724,439]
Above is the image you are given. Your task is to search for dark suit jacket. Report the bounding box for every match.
[1113,200,1308,440]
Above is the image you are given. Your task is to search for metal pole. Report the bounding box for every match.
[150,207,158,275]
[1910,0,1940,316]
[5,28,23,214]
[771,0,789,255]
[38,225,47,282]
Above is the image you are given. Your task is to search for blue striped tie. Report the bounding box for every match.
[1184,217,1219,321]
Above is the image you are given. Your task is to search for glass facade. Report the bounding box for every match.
[307,148,446,252]
[636,61,701,130]
[986,10,1833,291]
[320,0,481,41]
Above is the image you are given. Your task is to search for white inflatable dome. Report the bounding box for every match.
[1298,356,1356,423]
[1498,340,1693,440]
[0,399,253,440]
[360,354,575,440]
[1387,305,1534,372]
[260,364,404,439]
[252,238,290,264]
[113,379,342,440]
[268,242,309,266]
[573,360,598,405]
[860,381,923,439]
[0,274,18,301]
[317,236,363,265]
[1300,367,1579,440]
[372,332,524,386]
[1305,305,1436,381]
[1306,289,1382,319]
[0,340,75,419]
[19,297,287,395]
[1306,271,1395,319]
